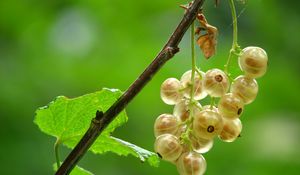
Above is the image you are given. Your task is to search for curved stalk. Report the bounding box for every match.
[224,0,240,74]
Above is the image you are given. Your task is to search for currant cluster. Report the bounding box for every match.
[153,46,268,175]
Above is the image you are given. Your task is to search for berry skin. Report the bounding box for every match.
[180,70,207,100]
[190,134,213,154]
[238,46,268,78]
[154,114,179,137]
[175,125,187,138]
[202,105,218,113]
[176,151,206,175]
[192,109,223,140]
[173,99,202,122]
[154,134,183,162]
[218,93,244,119]
[231,75,258,104]
[219,118,242,142]
[203,69,229,97]
[160,78,183,105]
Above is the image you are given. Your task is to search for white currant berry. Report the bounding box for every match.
[219,118,242,142]
[154,134,183,162]
[175,125,187,138]
[218,93,244,119]
[192,109,223,140]
[176,151,206,175]
[202,105,218,113]
[154,114,179,137]
[190,134,213,154]
[203,69,229,97]
[180,70,207,100]
[239,46,268,78]
[160,78,183,105]
[231,75,258,104]
[173,99,202,122]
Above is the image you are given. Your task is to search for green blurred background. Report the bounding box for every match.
[1,0,300,174]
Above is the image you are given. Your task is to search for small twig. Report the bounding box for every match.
[55,0,206,174]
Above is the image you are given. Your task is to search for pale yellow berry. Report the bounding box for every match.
[154,114,178,137]
[231,75,258,104]
[173,99,202,122]
[219,118,242,142]
[160,78,183,105]
[180,70,207,100]
[190,134,213,154]
[218,93,244,119]
[203,69,229,97]
[154,134,183,162]
[192,109,223,140]
[176,152,206,175]
[202,105,218,113]
[239,46,268,78]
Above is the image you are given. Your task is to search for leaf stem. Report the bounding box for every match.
[224,0,240,74]
[54,139,61,168]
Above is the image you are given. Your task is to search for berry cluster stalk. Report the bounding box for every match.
[189,21,196,109]
[55,0,206,174]
[224,0,240,74]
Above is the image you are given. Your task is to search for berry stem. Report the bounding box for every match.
[189,21,196,105]
[210,96,215,109]
[224,0,241,74]
[195,68,203,79]
[54,139,61,169]
[180,21,198,150]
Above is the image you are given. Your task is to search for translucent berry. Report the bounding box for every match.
[238,46,268,78]
[231,75,258,104]
[180,70,207,100]
[154,114,179,137]
[218,93,244,119]
[192,109,223,140]
[202,105,218,113]
[176,151,206,175]
[175,125,187,138]
[154,134,183,162]
[160,78,183,105]
[190,134,213,154]
[203,69,229,97]
[219,118,242,142]
[173,99,202,122]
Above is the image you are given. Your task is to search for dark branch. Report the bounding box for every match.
[56,0,206,174]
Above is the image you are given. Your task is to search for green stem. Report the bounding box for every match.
[54,139,61,169]
[189,21,196,105]
[210,96,215,109]
[180,21,197,150]
[195,68,203,79]
[229,0,238,49]
[224,0,240,74]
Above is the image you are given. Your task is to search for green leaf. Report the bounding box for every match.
[53,163,93,175]
[35,88,159,167]
[108,137,159,167]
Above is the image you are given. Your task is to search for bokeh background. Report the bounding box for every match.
[1,0,300,174]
